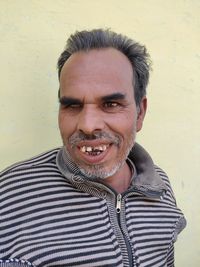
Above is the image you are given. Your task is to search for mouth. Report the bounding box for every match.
[74,142,112,165]
[79,144,110,156]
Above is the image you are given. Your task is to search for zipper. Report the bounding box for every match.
[116,193,134,267]
[116,194,122,213]
[93,184,163,266]
[115,189,162,266]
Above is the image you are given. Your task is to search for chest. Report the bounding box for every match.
[1,190,177,267]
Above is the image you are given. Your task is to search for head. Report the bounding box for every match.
[57,29,151,106]
[57,29,151,180]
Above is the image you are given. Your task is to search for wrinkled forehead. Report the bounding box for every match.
[60,48,134,82]
[59,48,135,99]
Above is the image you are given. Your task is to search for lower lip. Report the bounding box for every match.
[77,145,112,164]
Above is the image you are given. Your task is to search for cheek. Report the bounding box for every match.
[107,113,136,137]
[58,113,77,139]
[58,113,65,134]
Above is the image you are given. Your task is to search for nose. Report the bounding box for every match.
[77,104,105,134]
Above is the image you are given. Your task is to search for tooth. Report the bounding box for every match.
[94,146,102,151]
[81,146,86,153]
[86,146,92,152]
[102,145,107,151]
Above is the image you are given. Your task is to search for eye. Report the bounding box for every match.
[60,102,82,109]
[102,101,123,113]
[103,102,119,108]
[67,103,82,108]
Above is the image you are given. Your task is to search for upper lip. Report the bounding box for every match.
[77,140,111,148]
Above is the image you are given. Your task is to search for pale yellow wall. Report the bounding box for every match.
[0,0,199,265]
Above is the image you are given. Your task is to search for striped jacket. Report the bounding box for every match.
[0,143,186,267]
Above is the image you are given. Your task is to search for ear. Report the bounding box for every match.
[136,97,147,132]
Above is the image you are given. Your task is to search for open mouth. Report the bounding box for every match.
[79,144,110,156]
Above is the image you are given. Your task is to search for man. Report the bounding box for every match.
[0,29,186,267]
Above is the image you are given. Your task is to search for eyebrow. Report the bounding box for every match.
[59,92,126,105]
[59,97,82,105]
[101,93,126,102]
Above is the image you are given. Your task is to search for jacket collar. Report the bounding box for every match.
[127,143,167,197]
[56,143,167,198]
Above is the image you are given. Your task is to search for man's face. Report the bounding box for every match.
[58,48,146,179]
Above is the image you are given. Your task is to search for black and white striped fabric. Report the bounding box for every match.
[0,144,186,267]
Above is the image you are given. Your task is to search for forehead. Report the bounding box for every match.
[59,48,134,99]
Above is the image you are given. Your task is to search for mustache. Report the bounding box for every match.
[68,131,121,147]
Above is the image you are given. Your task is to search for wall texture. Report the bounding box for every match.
[0,0,199,265]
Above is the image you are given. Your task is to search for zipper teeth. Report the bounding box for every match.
[118,194,134,266]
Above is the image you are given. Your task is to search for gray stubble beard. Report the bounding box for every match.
[65,127,136,180]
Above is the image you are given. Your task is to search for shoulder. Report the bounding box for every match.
[154,165,187,236]
[0,148,60,180]
[154,165,177,203]
[154,165,174,191]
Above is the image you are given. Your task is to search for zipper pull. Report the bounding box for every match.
[116,194,122,213]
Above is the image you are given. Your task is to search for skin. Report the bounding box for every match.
[58,48,147,193]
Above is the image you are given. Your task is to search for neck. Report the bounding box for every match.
[101,162,132,193]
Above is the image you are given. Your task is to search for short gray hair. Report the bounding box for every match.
[57,29,151,106]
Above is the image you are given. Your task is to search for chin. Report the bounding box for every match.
[79,161,123,180]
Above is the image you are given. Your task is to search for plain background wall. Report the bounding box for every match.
[0,0,199,265]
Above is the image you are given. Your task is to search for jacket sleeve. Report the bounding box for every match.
[0,259,35,267]
[166,244,174,267]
